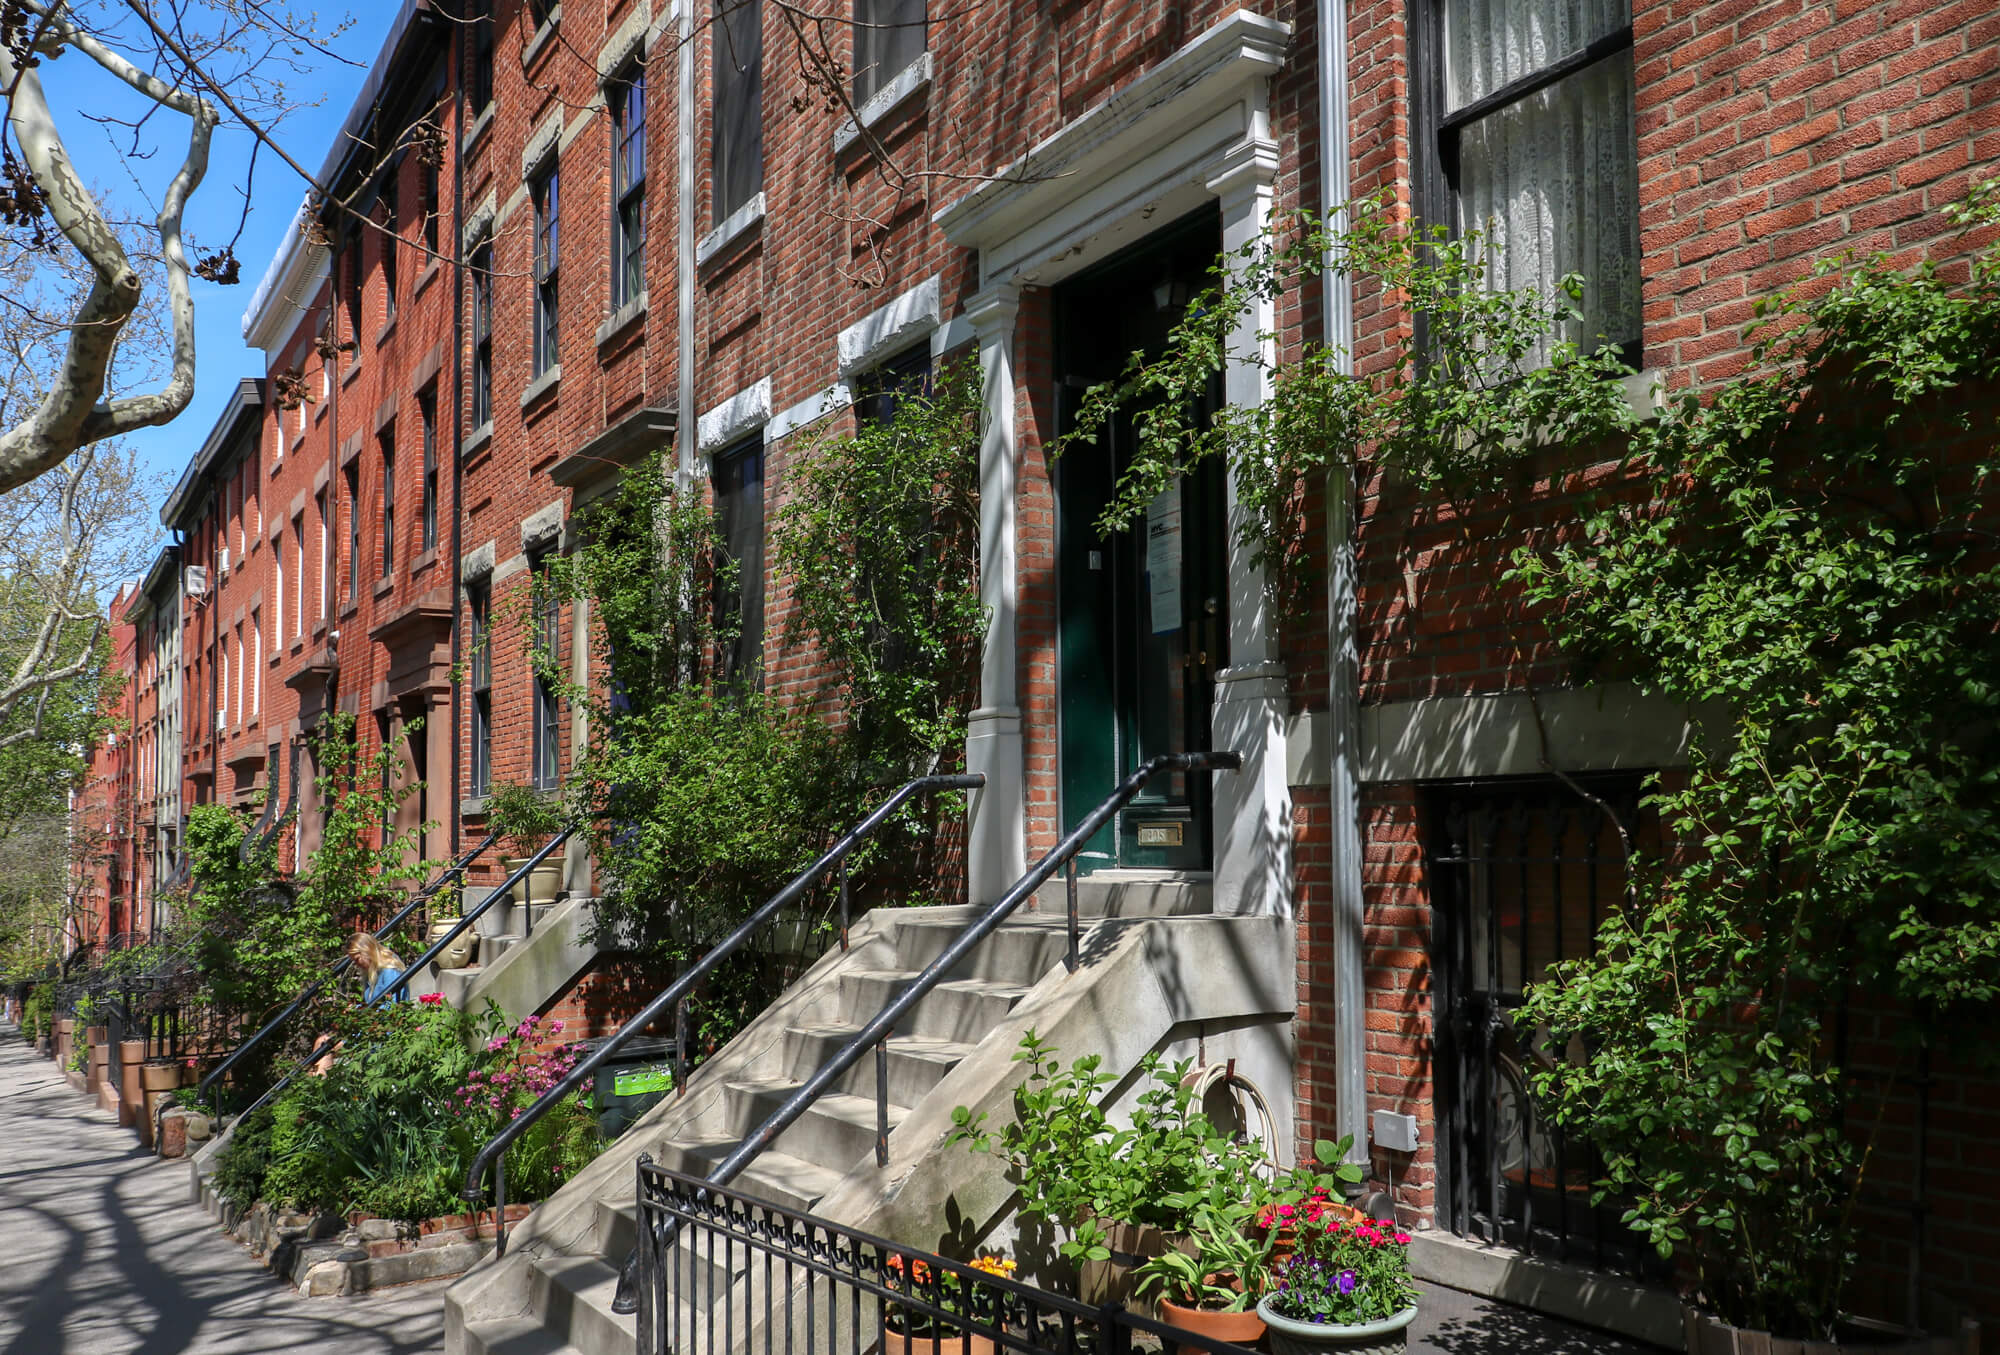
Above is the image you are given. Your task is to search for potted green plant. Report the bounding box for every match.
[1134,1206,1274,1354]
[483,780,565,908]
[948,1034,1269,1309]
[1256,1136,1367,1271]
[1256,1216,1418,1355]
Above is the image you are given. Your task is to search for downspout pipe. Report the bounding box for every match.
[1318,0,1370,1170]
[676,1,696,489]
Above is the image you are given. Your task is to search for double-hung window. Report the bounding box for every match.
[610,68,647,308]
[712,0,763,221]
[468,0,494,113]
[531,166,560,375]
[345,465,361,602]
[419,390,438,553]
[379,426,396,577]
[379,168,399,323]
[1420,0,1639,358]
[854,0,924,103]
[530,559,562,789]
[712,437,765,685]
[468,583,492,798]
[470,242,494,428]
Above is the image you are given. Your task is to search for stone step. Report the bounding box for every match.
[459,1311,581,1355]
[643,1139,846,1216]
[836,970,1029,1042]
[526,1251,635,1355]
[722,1078,910,1168]
[887,916,1074,985]
[779,1023,976,1106]
[1030,870,1212,918]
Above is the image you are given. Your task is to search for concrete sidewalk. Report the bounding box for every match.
[1411,1278,1666,1354]
[0,1028,446,1355]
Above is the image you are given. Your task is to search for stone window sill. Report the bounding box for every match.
[413,258,442,299]
[375,313,398,347]
[522,10,561,68]
[373,577,395,601]
[462,102,495,158]
[462,420,495,461]
[410,548,438,577]
[834,54,932,155]
[520,363,562,411]
[341,358,362,389]
[595,291,648,347]
[697,193,765,268]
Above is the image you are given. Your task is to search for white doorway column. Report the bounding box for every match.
[964,284,1027,905]
[1206,139,1292,919]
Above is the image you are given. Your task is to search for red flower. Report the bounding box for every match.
[419,992,445,1006]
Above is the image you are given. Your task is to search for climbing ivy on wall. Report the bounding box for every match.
[1076,182,2000,1339]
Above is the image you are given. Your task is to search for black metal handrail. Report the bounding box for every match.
[459,772,984,1252]
[196,829,502,1110]
[609,751,1239,1313]
[173,826,572,1155]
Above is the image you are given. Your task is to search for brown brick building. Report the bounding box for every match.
[78,0,1998,1334]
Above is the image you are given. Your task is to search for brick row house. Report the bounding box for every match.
[78,0,1996,1336]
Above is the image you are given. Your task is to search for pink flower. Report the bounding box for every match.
[419,992,445,1006]
[549,1020,565,1034]
[1394,1232,1411,1244]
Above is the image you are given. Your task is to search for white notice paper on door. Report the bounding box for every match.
[1146,488,1182,634]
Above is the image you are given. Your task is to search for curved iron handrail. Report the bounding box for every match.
[188,825,576,1138]
[460,772,985,1238]
[195,829,501,1109]
[605,749,1240,1312]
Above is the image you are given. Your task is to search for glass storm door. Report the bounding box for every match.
[1053,211,1227,874]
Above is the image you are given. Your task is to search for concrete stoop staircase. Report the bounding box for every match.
[445,873,1296,1355]
[433,893,604,1026]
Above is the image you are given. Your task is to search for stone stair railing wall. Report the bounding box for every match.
[443,873,1295,1355]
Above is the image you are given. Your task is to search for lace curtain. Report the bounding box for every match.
[1445,0,1641,355]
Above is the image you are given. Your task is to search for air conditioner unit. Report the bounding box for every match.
[217,547,230,574]
[184,565,209,597]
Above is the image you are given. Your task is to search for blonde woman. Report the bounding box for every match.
[348,932,408,1005]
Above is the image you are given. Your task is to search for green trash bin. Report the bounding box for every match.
[582,1036,677,1139]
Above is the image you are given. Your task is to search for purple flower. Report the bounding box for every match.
[1336,1270,1359,1296]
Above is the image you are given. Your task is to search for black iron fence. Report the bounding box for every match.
[635,1159,1259,1355]
[1424,775,1664,1278]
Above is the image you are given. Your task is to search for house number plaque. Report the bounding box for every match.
[1135,822,1184,847]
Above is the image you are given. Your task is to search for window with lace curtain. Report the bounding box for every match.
[1419,0,1641,360]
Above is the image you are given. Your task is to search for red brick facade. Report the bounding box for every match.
[70,0,1999,1330]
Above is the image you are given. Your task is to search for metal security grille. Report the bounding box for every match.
[1425,775,1662,1276]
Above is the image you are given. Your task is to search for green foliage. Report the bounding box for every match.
[178,715,439,1065]
[1132,1211,1275,1313]
[1508,182,2000,1339]
[552,398,980,1051]
[1061,192,1637,621]
[213,999,602,1222]
[772,360,983,779]
[948,1032,1272,1268]
[483,778,564,860]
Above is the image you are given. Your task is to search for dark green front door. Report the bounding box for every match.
[1054,212,1227,873]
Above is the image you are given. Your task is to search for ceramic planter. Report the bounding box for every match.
[1682,1306,1979,1355]
[499,857,564,907]
[1257,1299,1418,1355]
[1159,1298,1267,1354]
[426,919,478,970]
[140,1061,184,1093]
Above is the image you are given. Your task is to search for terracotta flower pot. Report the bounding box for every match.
[141,1061,183,1093]
[883,1325,998,1355]
[1159,1298,1268,1354]
[1258,1299,1417,1355]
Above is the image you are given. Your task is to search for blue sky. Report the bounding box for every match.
[49,9,383,494]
